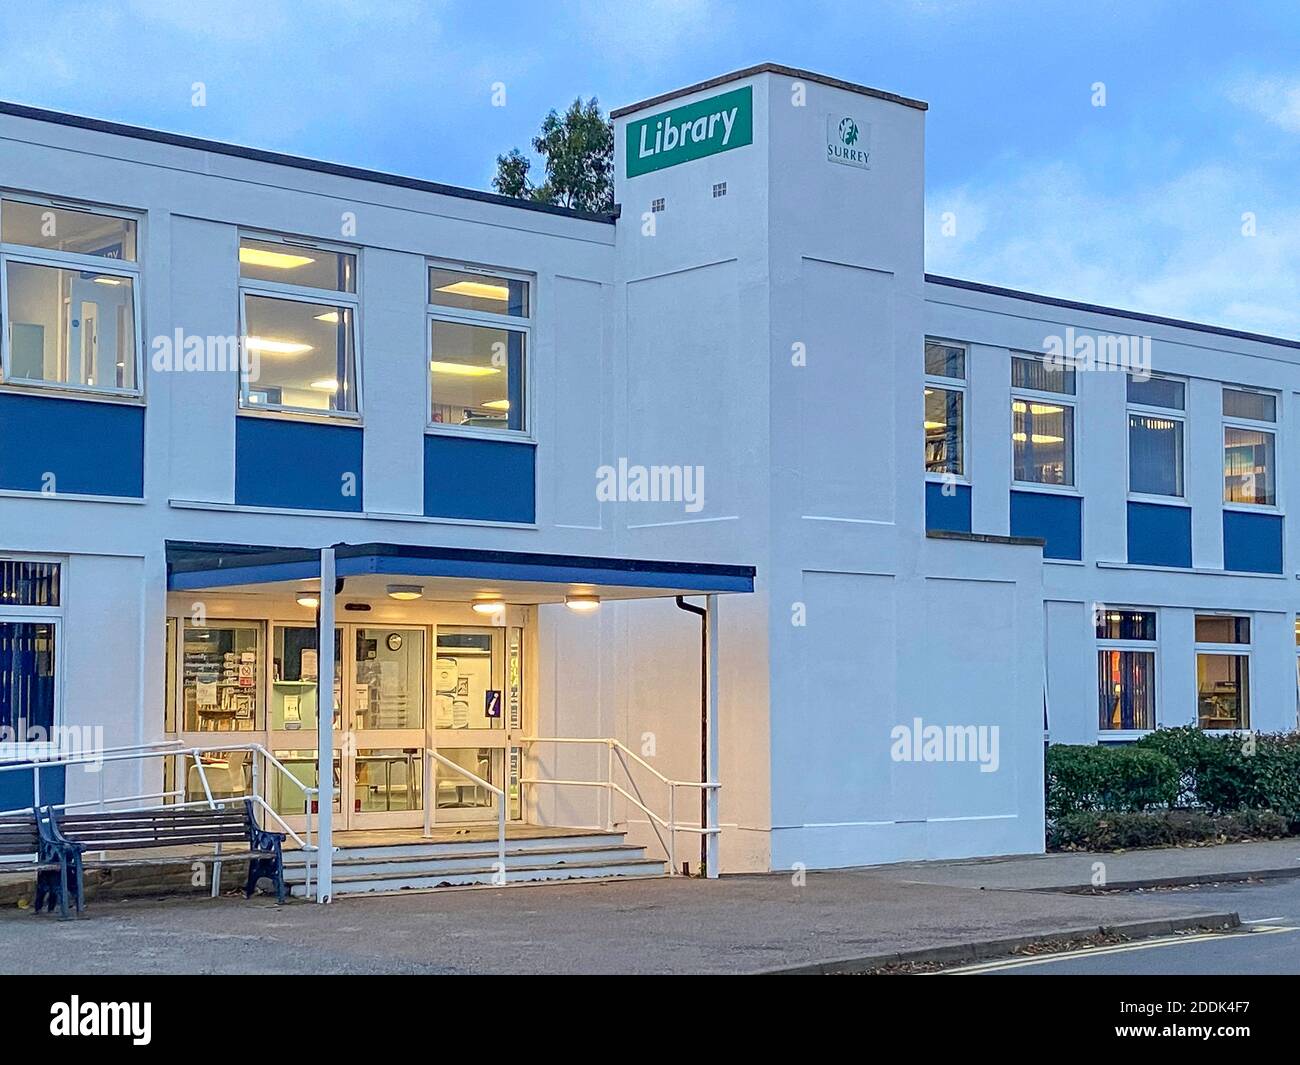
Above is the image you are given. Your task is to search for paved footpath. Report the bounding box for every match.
[867,838,1300,892]
[0,865,1239,975]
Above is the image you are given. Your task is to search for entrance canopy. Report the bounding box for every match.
[166,540,755,601]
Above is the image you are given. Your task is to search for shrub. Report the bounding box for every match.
[1045,744,1178,818]
[1048,808,1289,851]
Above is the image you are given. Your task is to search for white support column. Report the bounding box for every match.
[316,547,336,903]
[705,593,721,879]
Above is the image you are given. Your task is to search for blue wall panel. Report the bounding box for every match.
[1223,509,1284,574]
[0,392,143,497]
[235,417,363,512]
[1127,501,1192,568]
[0,764,65,811]
[925,481,972,534]
[424,434,536,523]
[1010,490,1082,560]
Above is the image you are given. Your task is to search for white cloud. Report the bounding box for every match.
[1225,75,1300,135]
[926,158,1300,339]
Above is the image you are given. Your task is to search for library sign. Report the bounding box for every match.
[626,85,754,177]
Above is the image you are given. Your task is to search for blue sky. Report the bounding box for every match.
[2,0,1297,335]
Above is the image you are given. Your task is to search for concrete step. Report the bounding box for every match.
[283,843,649,883]
[289,857,667,897]
[283,832,627,865]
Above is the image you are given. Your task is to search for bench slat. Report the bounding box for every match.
[56,807,248,824]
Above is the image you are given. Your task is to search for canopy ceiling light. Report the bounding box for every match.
[472,596,506,615]
[295,590,320,608]
[386,584,423,601]
[565,594,601,613]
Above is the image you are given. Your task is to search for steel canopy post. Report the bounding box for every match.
[705,593,721,879]
[316,547,336,903]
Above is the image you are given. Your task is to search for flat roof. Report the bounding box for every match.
[611,63,928,119]
[926,274,1300,352]
[0,100,617,225]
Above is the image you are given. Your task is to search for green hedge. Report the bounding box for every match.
[1049,808,1290,851]
[1046,728,1300,848]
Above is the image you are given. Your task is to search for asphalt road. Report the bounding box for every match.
[951,878,1300,975]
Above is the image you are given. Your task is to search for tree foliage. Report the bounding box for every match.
[492,97,614,213]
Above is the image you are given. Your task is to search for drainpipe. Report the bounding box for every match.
[675,596,708,876]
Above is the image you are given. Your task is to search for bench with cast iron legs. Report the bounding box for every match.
[0,810,75,917]
[24,798,285,917]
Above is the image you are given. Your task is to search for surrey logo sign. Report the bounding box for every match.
[626,86,753,177]
[827,113,871,170]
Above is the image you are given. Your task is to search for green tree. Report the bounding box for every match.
[492,97,614,212]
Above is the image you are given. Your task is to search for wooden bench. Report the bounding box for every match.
[21,799,285,918]
[0,811,72,916]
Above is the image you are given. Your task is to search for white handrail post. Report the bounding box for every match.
[422,752,433,838]
[705,594,721,879]
[32,765,40,809]
[605,739,614,831]
[497,792,506,883]
[251,750,262,829]
[316,546,336,904]
[670,784,678,875]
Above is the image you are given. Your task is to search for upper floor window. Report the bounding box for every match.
[237,235,359,417]
[924,339,965,477]
[1222,387,1276,507]
[1128,374,1184,497]
[0,197,141,396]
[1012,355,1074,486]
[428,264,530,434]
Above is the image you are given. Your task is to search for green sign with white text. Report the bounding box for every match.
[625,86,753,178]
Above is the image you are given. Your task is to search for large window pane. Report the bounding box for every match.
[1013,399,1074,484]
[0,561,59,606]
[2,200,137,261]
[924,340,965,380]
[5,261,136,390]
[1195,615,1250,644]
[429,267,528,317]
[1223,427,1275,505]
[238,237,355,292]
[269,749,341,817]
[242,294,357,413]
[1223,388,1275,422]
[1098,649,1155,731]
[0,621,56,739]
[429,320,524,431]
[1012,355,1075,395]
[355,628,425,729]
[1129,414,1184,496]
[182,622,261,732]
[924,387,963,474]
[434,748,496,810]
[183,750,254,803]
[355,749,424,813]
[435,629,503,731]
[270,625,342,731]
[1197,654,1250,729]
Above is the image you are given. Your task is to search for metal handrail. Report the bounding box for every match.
[518,736,720,875]
[423,748,506,879]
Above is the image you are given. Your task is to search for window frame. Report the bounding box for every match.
[1096,607,1158,736]
[1221,386,1280,512]
[236,231,362,422]
[1126,373,1186,501]
[923,337,968,483]
[0,555,64,755]
[1011,354,1078,492]
[1194,613,1252,732]
[0,193,144,401]
[425,260,533,441]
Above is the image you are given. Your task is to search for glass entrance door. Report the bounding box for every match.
[267,623,427,831]
[431,626,511,823]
